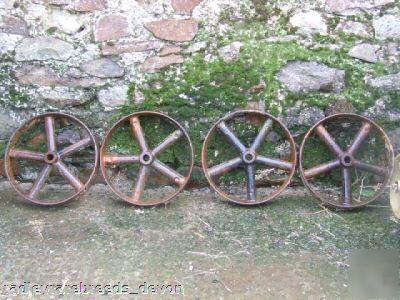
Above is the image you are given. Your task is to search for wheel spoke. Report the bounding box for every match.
[130,116,148,152]
[256,156,293,171]
[27,164,52,199]
[217,121,247,154]
[131,166,149,202]
[341,167,352,206]
[353,160,388,177]
[304,160,340,179]
[250,119,273,152]
[58,137,92,158]
[54,162,83,192]
[315,125,343,157]
[151,159,185,186]
[9,149,44,161]
[152,130,183,157]
[208,157,242,177]
[245,164,257,202]
[103,155,140,165]
[347,122,372,155]
[45,116,56,152]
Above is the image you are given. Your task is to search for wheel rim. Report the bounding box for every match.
[100,111,194,206]
[202,110,297,205]
[299,113,394,209]
[5,112,99,206]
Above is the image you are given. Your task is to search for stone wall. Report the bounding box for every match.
[0,0,399,176]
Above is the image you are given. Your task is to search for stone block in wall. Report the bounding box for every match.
[289,10,328,35]
[0,16,29,36]
[363,96,400,122]
[73,0,107,12]
[101,40,164,55]
[279,106,325,129]
[144,19,198,42]
[140,54,185,72]
[349,44,380,63]
[98,85,130,111]
[367,73,400,91]
[276,61,346,94]
[0,32,24,54]
[326,0,396,15]
[183,41,206,54]
[39,87,90,107]
[42,9,86,34]
[15,36,74,61]
[335,20,373,38]
[14,65,65,86]
[81,58,124,78]
[14,64,108,88]
[374,15,400,40]
[171,0,203,14]
[94,14,130,42]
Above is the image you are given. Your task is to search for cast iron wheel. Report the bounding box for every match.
[5,112,99,206]
[100,111,194,206]
[299,113,394,209]
[202,110,297,205]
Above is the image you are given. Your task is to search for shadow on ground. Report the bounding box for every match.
[0,182,398,299]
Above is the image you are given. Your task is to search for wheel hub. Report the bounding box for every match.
[340,153,354,168]
[140,151,154,165]
[44,151,58,164]
[242,149,256,164]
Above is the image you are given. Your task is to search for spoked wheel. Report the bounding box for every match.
[390,154,400,219]
[5,113,98,206]
[100,111,194,206]
[299,113,394,209]
[201,110,297,205]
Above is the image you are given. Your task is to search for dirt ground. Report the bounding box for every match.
[0,181,399,299]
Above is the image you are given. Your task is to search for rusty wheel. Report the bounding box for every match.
[202,110,297,205]
[100,111,194,206]
[299,113,394,209]
[5,112,99,206]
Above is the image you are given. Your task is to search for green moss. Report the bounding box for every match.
[0,52,15,62]
[7,86,29,104]
[127,82,135,103]
[250,0,282,21]
[48,61,69,76]
[46,26,57,35]
[0,64,29,106]
[0,140,7,157]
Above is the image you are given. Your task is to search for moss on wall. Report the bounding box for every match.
[0,64,29,106]
[117,35,395,170]
[0,140,6,157]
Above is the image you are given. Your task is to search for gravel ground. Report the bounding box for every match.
[0,181,399,299]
